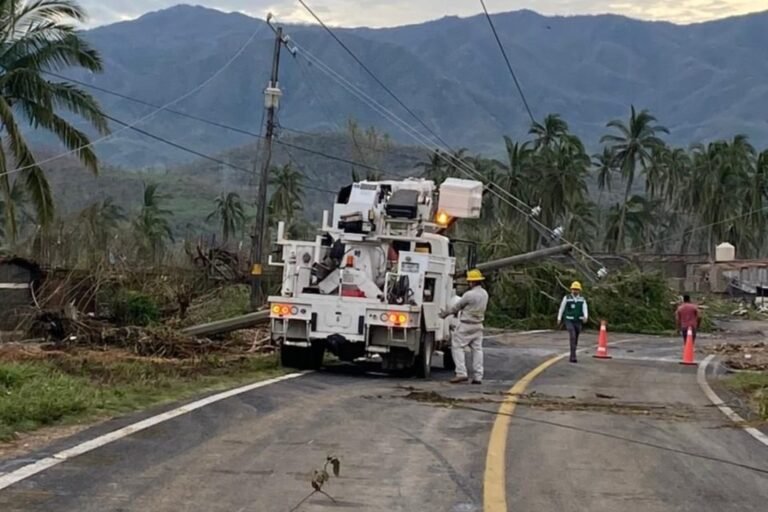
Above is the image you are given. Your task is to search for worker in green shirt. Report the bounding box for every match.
[557,281,589,363]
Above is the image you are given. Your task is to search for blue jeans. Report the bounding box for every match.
[680,328,697,344]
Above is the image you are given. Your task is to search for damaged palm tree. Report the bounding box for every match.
[0,0,109,241]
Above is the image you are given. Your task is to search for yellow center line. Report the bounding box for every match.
[483,354,566,512]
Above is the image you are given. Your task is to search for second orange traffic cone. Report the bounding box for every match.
[593,320,612,359]
[680,327,696,366]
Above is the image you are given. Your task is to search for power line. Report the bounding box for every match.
[1,26,262,180]
[626,205,768,254]
[479,0,536,124]
[43,71,394,175]
[294,55,343,131]
[288,7,541,216]
[102,113,336,195]
[294,41,601,264]
[445,403,768,477]
[290,34,605,270]
[297,0,441,147]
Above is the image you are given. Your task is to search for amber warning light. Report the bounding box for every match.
[271,304,300,316]
[436,211,450,226]
[380,312,409,325]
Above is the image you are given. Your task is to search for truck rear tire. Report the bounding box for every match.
[415,335,433,379]
[280,342,325,370]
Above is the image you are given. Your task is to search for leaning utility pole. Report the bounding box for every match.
[250,16,293,308]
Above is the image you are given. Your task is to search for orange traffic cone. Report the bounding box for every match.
[681,327,696,366]
[593,320,612,359]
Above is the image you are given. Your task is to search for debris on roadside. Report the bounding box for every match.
[19,307,272,359]
[707,342,768,371]
[390,387,699,421]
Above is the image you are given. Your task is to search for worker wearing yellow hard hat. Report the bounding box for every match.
[466,269,485,282]
[557,280,589,363]
[439,269,489,384]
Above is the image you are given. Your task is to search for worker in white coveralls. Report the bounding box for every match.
[440,269,489,385]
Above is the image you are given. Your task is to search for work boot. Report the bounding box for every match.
[569,357,578,363]
[450,376,469,384]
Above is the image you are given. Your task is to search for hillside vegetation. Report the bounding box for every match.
[33,4,768,166]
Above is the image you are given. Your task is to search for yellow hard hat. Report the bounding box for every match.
[467,269,485,282]
[570,281,583,291]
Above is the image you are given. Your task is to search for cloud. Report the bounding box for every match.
[77,0,767,27]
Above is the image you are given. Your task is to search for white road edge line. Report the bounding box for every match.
[697,355,768,448]
[484,329,555,340]
[0,372,308,492]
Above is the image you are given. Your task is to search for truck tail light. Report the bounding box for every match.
[385,312,409,325]
[271,304,296,317]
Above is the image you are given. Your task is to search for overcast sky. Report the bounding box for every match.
[79,0,767,27]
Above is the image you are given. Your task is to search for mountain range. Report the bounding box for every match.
[41,4,768,168]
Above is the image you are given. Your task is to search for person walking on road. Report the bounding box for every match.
[440,269,489,385]
[558,281,589,363]
[676,294,700,345]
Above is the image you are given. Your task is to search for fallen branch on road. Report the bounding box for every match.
[288,456,341,512]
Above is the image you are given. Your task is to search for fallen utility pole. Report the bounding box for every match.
[475,244,573,273]
[181,311,269,338]
[250,16,295,308]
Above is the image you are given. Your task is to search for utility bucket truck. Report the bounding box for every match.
[268,177,483,377]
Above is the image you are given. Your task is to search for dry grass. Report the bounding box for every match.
[0,342,282,442]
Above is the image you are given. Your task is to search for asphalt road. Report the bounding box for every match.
[1,331,767,511]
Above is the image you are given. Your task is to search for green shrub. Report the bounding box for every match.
[181,284,251,327]
[486,264,679,334]
[109,289,161,326]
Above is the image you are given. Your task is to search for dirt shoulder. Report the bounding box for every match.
[705,335,768,424]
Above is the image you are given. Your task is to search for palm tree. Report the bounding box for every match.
[77,197,125,265]
[269,164,303,227]
[603,195,660,253]
[207,192,246,244]
[0,0,109,238]
[133,183,174,264]
[530,114,569,150]
[420,150,445,184]
[563,200,597,251]
[502,136,533,198]
[347,119,391,175]
[593,147,615,196]
[752,150,768,254]
[600,106,668,251]
[685,138,755,258]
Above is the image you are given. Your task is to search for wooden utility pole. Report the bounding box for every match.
[251,20,289,308]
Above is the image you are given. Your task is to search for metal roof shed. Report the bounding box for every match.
[0,257,42,331]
